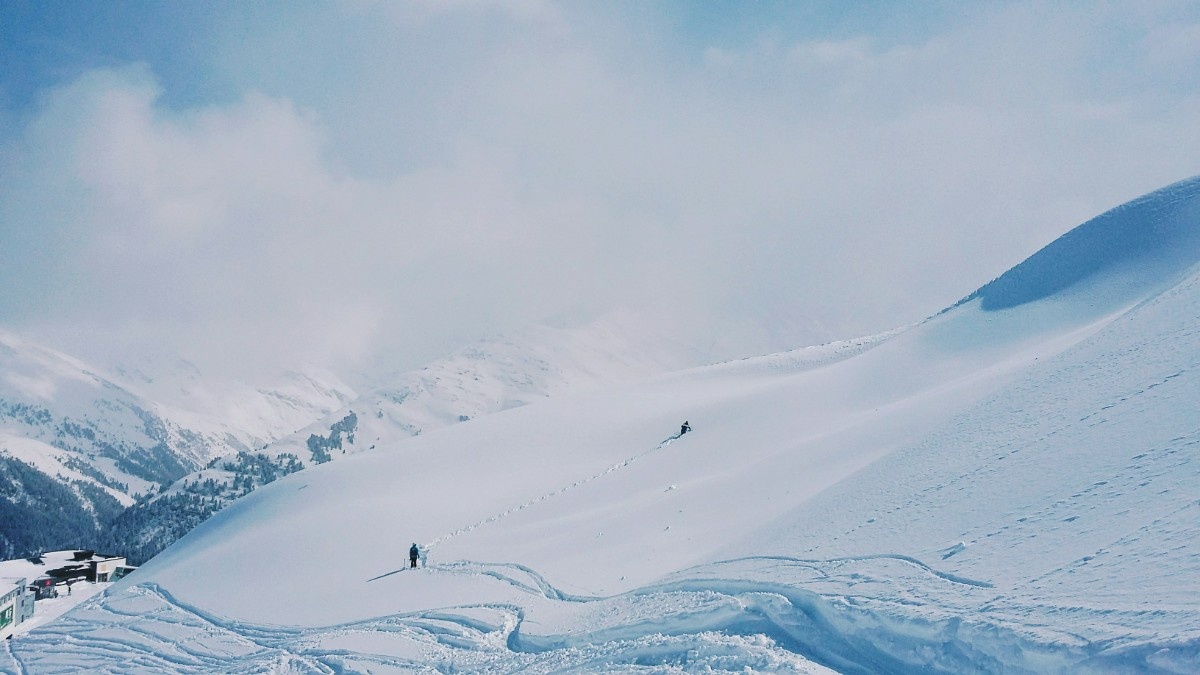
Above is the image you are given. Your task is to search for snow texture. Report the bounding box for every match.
[4,177,1200,673]
[0,331,355,502]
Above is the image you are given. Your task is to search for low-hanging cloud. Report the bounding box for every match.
[1,2,1198,380]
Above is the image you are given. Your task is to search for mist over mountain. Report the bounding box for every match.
[4,3,1199,384]
[5,177,1198,673]
[0,329,357,560]
[3,3,1200,671]
[0,311,703,564]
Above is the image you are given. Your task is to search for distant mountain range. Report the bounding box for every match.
[11,176,1199,673]
[0,330,354,560]
[1,315,692,563]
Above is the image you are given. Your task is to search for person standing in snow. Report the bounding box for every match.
[409,543,420,568]
[680,421,691,436]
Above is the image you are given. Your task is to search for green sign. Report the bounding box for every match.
[0,604,13,630]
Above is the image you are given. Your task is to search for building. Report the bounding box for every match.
[0,550,129,603]
[0,577,35,640]
[15,551,127,585]
[88,554,126,583]
[0,551,131,640]
[30,576,59,601]
[111,565,137,582]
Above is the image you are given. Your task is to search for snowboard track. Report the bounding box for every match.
[9,556,1193,674]
[369,433,690,582]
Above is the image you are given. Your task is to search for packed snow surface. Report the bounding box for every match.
[6,177,1200,673]
[260,315,696,468]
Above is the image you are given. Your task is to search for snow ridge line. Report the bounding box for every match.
[701,554,993,588]
[421,433,686,553]
[133,584,329,671]
[436,560,598,602]
[825,553,993,588]
[20,564,1190,673]
[2,631,27,675]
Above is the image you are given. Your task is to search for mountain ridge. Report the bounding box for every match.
[965,174,1200,311]
[7,178,1200,672]
[0,330,354,560]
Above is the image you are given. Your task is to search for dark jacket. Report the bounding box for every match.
[409,545,419,560]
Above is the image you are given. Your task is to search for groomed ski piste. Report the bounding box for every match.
[5,178,1200,673]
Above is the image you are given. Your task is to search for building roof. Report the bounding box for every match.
[0,550,125,584]
[1,578,26,598]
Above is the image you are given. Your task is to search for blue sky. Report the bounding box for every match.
[1,1,228,111]
[1,2,1198,378]
[1,2,953,110]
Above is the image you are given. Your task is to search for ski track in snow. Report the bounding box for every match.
[8,554,1191,674]
[366,433,688,584]
[701,554,994,589]
[414,434,688,559]
[2,637,25,675]
[7,574,832,674]
[13,184,1200,673]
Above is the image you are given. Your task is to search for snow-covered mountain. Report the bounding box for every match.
[8,176,1200,673]
[106,356,357,452]
[0,330,209,495]
[0,332,354,560]
[1,332,210,561]
[276,316,695,462]
[104,315,694,564]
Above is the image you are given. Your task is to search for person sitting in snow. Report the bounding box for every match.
[680,421,691,436]
[409,543,420,568]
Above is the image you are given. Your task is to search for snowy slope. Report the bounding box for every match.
[0,331,355,562]
[0,330,211,498]
[267,317,694,465]
[0,331,353,500]
[92,314,689,567]
[7,177,1200,673]
[0,432,132,507]
[108,357,356,454]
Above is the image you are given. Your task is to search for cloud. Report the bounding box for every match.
[1,2,1198,380]
[1,66,385,376]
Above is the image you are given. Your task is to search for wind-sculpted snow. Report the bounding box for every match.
[4,574,830,673]
[10,179,1200,673]
[7,555,1192,674]
[966,175,1200,311]
[657,329,906,384]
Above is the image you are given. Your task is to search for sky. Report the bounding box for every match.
[9,180,1200,670]
[1,1,1199,380]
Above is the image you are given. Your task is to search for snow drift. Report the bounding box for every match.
[967,177,1200,311]
[6,177,1200,674]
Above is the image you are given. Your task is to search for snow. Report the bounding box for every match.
[0,552,115,639]
[0,433,136,507]
[0,328,358,511]
[115,364,357,453]
[0,331,104,403]
[259,314,699,467]
[965,176,1200,311]
[4,177,1200,673]
[4,581,109,639]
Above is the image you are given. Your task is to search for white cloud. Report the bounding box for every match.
[788,37,879,68]
[2,3,1198,381]
[2,66,388,375]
